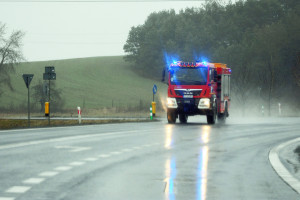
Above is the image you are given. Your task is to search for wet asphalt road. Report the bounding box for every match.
[0,117,299,200]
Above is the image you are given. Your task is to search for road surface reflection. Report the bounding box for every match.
[197,125,210,200]
[165,124,173,150]
[164,124,211,200]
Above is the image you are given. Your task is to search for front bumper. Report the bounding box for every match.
[167,98,212,115]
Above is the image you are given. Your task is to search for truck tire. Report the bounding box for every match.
[218,102,228,123]
[217,113,226,123]
[207,101,217,124]
[179,114,188,123]
[167,109,176,124]
[225,103,229,117]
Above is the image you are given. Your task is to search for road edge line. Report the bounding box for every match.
[269,137,300,194]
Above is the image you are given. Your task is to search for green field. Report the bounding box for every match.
[0,56,167,113]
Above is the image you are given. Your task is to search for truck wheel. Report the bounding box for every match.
[225,103,229,117]
[207,102,217,124]
[167,109,176,124]
[218,103,228,123]
[179,114,188,123]
[217,113,226,123]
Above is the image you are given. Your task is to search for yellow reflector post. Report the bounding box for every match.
[152,101,156,117]
[45,102,49,116]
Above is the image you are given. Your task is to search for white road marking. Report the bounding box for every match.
[121,148,132,152]
[54,166,72,171]
[39,171,59,177]
[110,151,122,155]
[0,197,15,200]
[23,178,45,184]
[98,154,111,158]
[69,161,85,166]
[6,186,31,193]
[0,130,139,150]
[55,146,91,152]
[84,157,98,161]
[269,137,300,194]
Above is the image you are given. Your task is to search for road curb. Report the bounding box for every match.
[269,137,300,194]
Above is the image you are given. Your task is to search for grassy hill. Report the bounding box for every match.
[0,56,167,113]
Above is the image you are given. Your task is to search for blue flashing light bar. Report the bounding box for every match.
[170,61,208,68]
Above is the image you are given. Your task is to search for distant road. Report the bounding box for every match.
[0,117,299,200]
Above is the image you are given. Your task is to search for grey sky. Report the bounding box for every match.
[0,1,234,61]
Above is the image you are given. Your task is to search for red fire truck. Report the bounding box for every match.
[162,61,231,124]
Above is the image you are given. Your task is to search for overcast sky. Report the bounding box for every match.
[0,0,235,62]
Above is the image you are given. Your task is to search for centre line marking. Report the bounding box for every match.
[55,146,91,153]
[6,186,31,193]
[98,154,110,158]
[54,166,72,171]
[39,171,59,177]
[121,148,132,152]
[69,161,85,166]
[23,178,45,184]
[0,197,15,200]
[111,151,122,155]
[85,157,98,161]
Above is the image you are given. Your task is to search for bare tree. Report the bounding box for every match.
[0,22,25,96]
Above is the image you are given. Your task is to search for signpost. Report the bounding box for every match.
[22,74,34,127]
[43,66,56,126]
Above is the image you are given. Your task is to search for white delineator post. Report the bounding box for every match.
[150,106,153,120]
[278,103,281,116]
[77,106,82,124]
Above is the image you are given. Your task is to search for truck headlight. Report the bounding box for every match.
[198,98,210,109]
[167,98,178,108]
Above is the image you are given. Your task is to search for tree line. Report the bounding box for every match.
[124,0,300,116]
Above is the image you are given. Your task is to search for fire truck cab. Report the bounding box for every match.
[162,61,231,124]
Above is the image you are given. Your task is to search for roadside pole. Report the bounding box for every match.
[152,84,157,117]
[22,74,34,127]
[150,105,153,120]
[278,103,281,116]
[77,106,82,124]
[48,79,50,125]
[43,66,56,126]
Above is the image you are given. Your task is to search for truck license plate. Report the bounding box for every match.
[183,95,193,98]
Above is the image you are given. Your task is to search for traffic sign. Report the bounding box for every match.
[22,74,34,127]
[45,66,55,73]
[43,73,56,80]
[22,74,34,88]
[153,84,157,94]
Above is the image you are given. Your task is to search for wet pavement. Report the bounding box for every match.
[0,117,299,200]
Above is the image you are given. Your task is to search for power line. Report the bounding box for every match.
[0,0,208,2]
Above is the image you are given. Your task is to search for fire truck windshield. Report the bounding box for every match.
[170,67,208,85]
